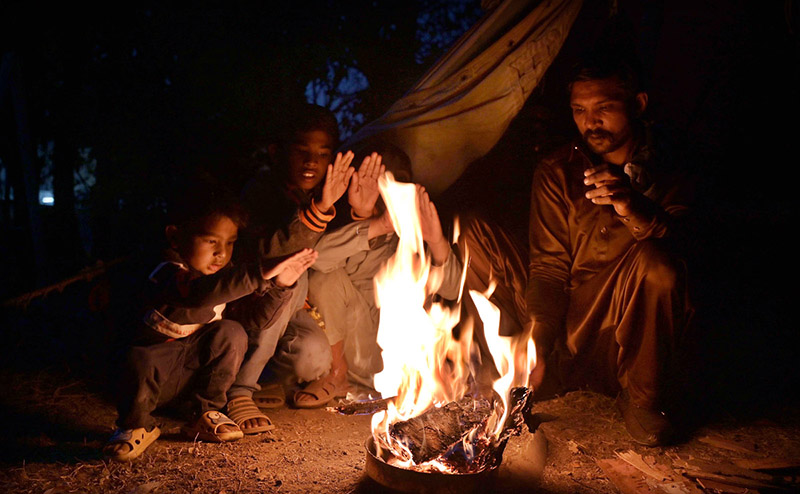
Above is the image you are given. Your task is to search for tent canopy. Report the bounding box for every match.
[345,0,583,196]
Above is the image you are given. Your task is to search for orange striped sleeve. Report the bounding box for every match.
[299,199,336,232]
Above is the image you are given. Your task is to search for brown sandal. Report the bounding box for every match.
[253,383,286,410]
[181,410,243,442]
[226,396,276,434]
[293,375,350,409]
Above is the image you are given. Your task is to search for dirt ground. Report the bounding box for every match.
[1,365,799,494]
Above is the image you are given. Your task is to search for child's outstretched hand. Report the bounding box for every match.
[262,248,319,287]
[348,152,385,218]
[416,185,449,265]
[317,151,355,213]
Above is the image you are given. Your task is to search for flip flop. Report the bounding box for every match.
[226,396,276,434]
[181,410,243,442]
[253,383,286,410]
[293,376,350,409]
[103,426,161,461]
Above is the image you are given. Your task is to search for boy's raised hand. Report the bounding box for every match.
[317,151,355,213]
[416,185,449,265]
[348,152,385,218]
[262,248,319,287]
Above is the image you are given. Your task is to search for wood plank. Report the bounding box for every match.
[698,435,759,455]
[597,458,700,494]
[696,478,757,494]
[682,468,795,491]
[684,458,774,482]
[732,458,800,471]
[598,458,664,494]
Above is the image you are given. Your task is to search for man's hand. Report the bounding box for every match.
[262,248,319,287]
[317,151,355,213]
[583,163,640,217]
[416,185,449,265]
[348,152,385,218]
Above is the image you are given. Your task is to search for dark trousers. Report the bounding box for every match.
[116,319,247,430]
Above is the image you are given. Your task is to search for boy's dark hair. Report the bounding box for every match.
[167,176,248,233]
[276,103,341,149]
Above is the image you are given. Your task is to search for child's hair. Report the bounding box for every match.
[352,137,413,183]
[276,103,341,149]
[167,175,248,234]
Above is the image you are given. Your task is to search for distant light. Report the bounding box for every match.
[39,192,54,206]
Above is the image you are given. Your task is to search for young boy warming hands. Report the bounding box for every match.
[103,180,317,461]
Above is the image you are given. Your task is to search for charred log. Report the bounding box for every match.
[386,388,537,467]
[389,396,494,463]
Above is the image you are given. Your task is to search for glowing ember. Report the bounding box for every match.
[370,173,537,474]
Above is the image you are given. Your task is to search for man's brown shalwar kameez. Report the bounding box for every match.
[527,140,694,410]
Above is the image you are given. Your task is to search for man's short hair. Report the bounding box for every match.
[167,175,248,232]
[567,48,646,101]
[276,103,341,149]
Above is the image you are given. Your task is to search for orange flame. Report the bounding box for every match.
[370,173,536,471]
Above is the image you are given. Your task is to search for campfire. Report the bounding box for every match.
[365,173,539,483]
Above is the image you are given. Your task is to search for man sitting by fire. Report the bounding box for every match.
[526,47,696,446]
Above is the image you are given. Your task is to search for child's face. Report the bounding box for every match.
[175,215,238,275]
[286,129,335,192]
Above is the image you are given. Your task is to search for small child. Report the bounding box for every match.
[103,179,317,461]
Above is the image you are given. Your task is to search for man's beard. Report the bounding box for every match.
[582,128,624,155]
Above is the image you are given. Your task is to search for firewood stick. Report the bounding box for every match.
[330,397,393,415]
[682,468,798,491]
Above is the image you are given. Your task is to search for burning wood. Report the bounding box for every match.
[388,396,493,464]
[378,387,537,473]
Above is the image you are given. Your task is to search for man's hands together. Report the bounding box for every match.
[583,163,643,218]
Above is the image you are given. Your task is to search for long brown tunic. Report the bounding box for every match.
[526,139,694,409]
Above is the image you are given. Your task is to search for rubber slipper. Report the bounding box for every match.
[293,376,350,409]
[103,426,161,461]
[253,383,285,410]
[226,396,275,434]
[181,410,243,442]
